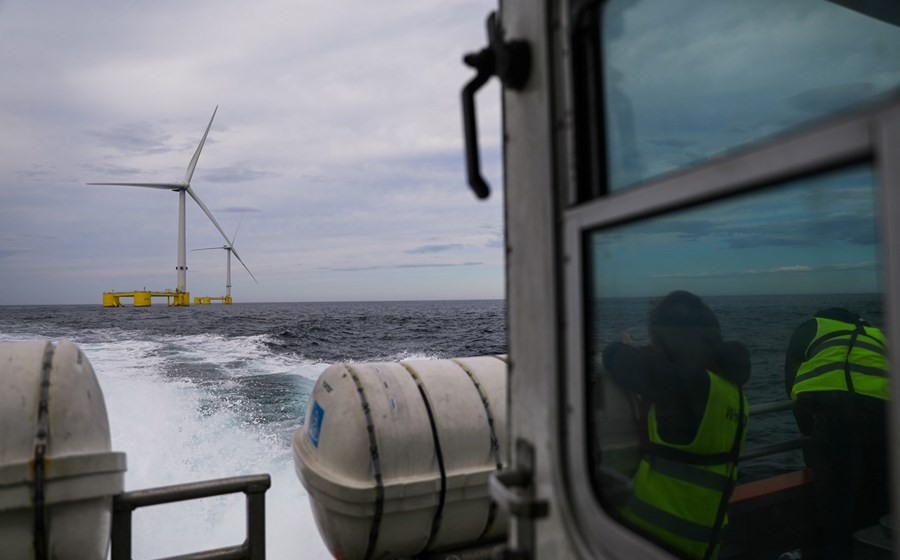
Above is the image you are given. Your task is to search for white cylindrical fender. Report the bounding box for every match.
[0,340,126,560]
[293,355,508,560]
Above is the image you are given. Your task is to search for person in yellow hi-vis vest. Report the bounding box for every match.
[603,291,750,560]
[785,308,889,560]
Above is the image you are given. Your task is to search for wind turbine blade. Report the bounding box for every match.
[184,106,218,184]
[230,246,258,284]
[191,247,224,251]
[231,214,244,245]
[186,186,232,245]
[86,182,186,190]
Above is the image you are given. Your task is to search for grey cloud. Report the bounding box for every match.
[202,167,280,184]
[405,244,464,254]
[300,174,333,183]
[325,262,482,272]
[16,165,59,181]
[615,211,876,249]
[723,214,877,248]
[87,124,174,155]
[82,163,142,177]
[632,219,717,240]
[19,233,58,241]
[485,234,504,248]
[219,206,262,214]
[656,261,876,279]
[0,248,28,259]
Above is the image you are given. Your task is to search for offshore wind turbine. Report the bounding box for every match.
[87,107,235,301]
[192,216,257,301]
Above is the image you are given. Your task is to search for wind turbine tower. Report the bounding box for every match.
[87,107,236,306]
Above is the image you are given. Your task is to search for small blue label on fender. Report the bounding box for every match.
[308,400,324,448]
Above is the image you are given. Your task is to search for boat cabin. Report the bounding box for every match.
[470,0,900,558]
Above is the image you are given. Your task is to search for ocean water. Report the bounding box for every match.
[0,300,505,559]
[0,294,883,557]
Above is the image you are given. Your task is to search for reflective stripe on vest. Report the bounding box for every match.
[644,454,732,493]
[622,370,748,560]
[791,317,888,401]
[626,495,717,544]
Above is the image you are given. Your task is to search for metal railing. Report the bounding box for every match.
[740,399,808,461]
[111,473,271,560]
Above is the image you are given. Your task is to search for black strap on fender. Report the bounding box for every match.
[453,358,503,540]
[33,342,54,560]
[402,364,447,553]
[346,365,384,560]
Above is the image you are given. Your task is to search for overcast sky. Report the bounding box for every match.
[4,1,900,306]
[0,0,502,305]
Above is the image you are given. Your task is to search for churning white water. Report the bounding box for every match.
[83,335,333,559]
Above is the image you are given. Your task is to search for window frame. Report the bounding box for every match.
[560,70,900,555]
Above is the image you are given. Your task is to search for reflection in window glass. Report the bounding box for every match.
[603,0,900,190]
[587,165,887,558]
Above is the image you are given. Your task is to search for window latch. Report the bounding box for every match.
[461,11,531,199]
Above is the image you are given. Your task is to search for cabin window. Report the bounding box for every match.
[601,0,900,192]
[553,0,900,557]
[584,163,888,557]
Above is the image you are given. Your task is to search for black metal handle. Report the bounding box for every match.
[462,48,495,199]
[461,12,531,200]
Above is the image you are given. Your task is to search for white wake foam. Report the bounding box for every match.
[81,337,333,559]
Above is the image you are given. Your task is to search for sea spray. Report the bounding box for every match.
[87,336,332,559]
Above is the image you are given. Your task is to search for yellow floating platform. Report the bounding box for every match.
[102,290,191,307]
[193,296,233,305]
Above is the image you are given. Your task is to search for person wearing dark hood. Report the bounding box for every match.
[602,290,750,560]
[785,307,889,559]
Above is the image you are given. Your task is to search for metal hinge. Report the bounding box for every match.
[489,439,548,560]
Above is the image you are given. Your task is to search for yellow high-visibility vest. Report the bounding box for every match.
[791,317,888,401]
[622,371,748,560]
